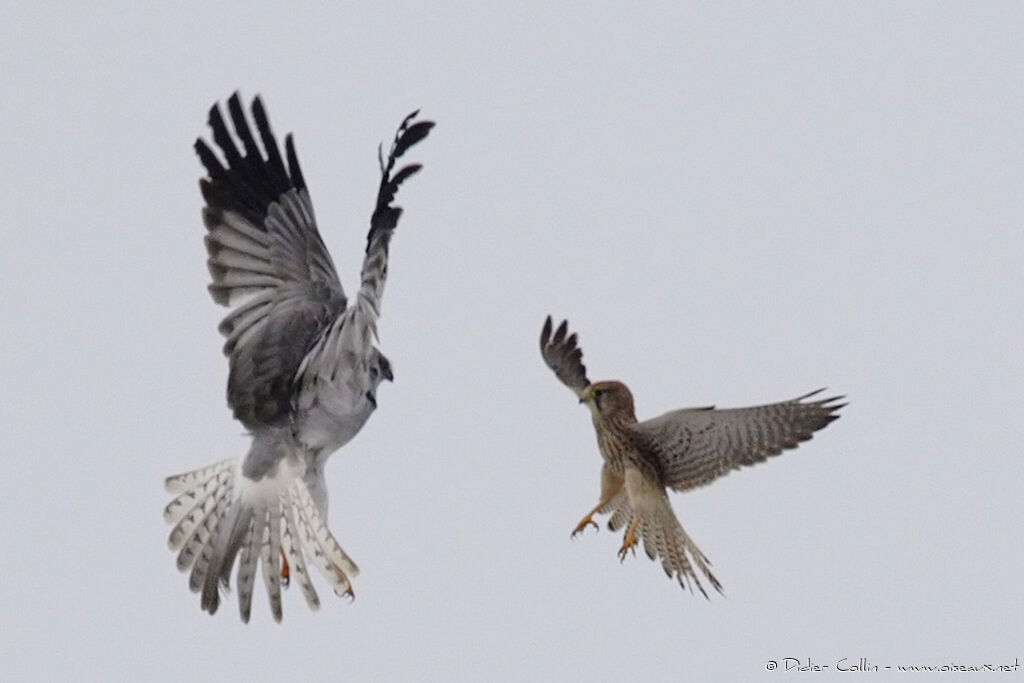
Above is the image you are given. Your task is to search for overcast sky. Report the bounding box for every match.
[2,2,1022,680]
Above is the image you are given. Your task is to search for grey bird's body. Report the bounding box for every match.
[164,93,432,622]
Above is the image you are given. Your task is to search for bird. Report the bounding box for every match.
[539,316,844,597]
[163,93,433,622]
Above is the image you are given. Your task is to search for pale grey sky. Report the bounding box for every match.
[2,2,1022,681]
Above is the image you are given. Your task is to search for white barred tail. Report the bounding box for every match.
[163,458,359,622]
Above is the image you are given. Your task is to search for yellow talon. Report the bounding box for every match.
[335,564,355,601]
[571,515,599,539]
[617,519,639,562]
[281,551,290,587]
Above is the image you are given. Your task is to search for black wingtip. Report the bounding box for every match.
[379,111,435,174]
[207,100,221,126]
[227,91,243,113]
[196,92,302,225]
[369,111,433,234]
[194,139,224,178]
[392,120,435,160]
[284,134,306,191]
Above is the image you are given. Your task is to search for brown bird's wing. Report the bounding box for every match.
[539,316,591,398]
[633,389,845,492]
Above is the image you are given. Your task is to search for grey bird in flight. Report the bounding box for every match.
[163,93,433,622]
[540,316,844,596]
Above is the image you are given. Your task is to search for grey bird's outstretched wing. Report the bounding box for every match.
[293,110,434,408]
[540,316,591,399]
[195,93,347,429]
[633,390,845,492]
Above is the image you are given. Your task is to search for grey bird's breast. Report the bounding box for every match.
[295,393,377,455]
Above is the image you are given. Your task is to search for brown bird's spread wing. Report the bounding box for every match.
[633,389,845,492]
[539,316,591,398]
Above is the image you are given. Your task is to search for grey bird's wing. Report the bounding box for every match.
[195,93,347,428]
[293,110,434,408]
[633,389,846,492]
[540,316,591,398]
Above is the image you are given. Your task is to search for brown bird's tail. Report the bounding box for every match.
[616,470,724,598]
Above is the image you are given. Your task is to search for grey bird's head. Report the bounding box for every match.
[364,348,393,410]
[369,347,394,387]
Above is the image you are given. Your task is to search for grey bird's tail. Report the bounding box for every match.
[163,456,358,622]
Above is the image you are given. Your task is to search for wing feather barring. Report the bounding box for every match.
[164,93,432,621]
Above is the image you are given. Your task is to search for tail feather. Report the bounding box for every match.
[291,480,360,579]
[236,514,260,623]
[176,476,235,573]
[167,469,233,551]
[603,490,631,533]
[259,506,284,622]
[623,468,723,598]
[165,458,234,495]
[164,459,234,524]
[215,506,254,589]
[290,484,356,596]
[200,500,245,614]
[189,488,234,595]
[640,515,664,562]
[632,496,723,598]
[282,505,320,611]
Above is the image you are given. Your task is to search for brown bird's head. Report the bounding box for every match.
[580,380,636,422]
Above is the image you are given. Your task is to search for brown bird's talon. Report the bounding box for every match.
[617,544,637,563]
[571,517,599,539]
[618,522,639,562]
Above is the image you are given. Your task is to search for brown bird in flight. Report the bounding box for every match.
[539,316,844,596]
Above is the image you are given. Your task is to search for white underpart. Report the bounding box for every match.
[293,298,380,454]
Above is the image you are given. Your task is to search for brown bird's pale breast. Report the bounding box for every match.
[594,415,664,485]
